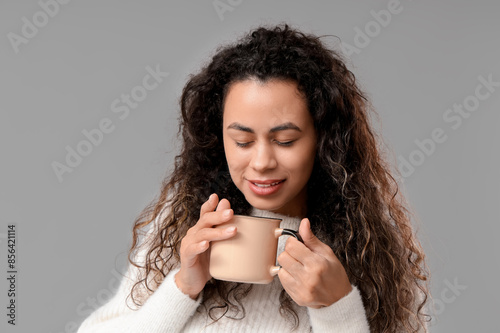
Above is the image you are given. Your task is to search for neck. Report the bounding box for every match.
[273,206,307,219]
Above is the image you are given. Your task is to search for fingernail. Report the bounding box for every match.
[225,226,236,234]
[223,209,232,218]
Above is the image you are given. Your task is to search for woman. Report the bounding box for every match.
[78,24,430,332]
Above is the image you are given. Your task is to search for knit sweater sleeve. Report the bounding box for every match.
[307,284,430,332]
[307,285,370,332]
[77,212,201,332]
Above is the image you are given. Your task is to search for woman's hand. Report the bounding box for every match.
[277,218,352,309]
[174,193,236,299]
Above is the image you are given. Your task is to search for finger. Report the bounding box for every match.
[197,196,233,229]
[192,225,237,243]
[299,218,332,257]
[282,236,311,264]
[277,249,303,275]
[200,193,219,216]
[215,198,231,211]
[197,208,234,229]
[277,265,294,284]
[183,240,210,267]
[277,266,300,297]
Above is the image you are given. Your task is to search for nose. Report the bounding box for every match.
[249,142,278,172]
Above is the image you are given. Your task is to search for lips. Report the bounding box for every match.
[247,179,286,196]
[252,180,283,188]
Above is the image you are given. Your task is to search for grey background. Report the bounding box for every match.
[1,0,498,332]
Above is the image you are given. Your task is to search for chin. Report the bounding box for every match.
[244,195,286,213]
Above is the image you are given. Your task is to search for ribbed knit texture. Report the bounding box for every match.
[77,208,370,332]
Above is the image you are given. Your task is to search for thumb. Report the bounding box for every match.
[298,218,328,255]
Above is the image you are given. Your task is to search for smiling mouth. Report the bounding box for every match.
[249,179,286,187]
[247,179,286,196]
[252,180,284,188]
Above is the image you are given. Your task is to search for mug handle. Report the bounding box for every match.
[280,228,303,242]
[270,228,304,276]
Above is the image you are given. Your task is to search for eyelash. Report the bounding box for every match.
[235,142,251,148]
[275,140,294,147]
[235,140,295,147]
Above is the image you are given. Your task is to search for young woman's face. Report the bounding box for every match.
[222,79,317,217]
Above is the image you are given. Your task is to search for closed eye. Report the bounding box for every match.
[235,141,253,148]
[275,140,295,147]
[235,140,296,147]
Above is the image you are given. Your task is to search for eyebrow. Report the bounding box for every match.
[227,122,302,133]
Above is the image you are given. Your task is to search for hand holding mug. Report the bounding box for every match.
[277,218,353,309]
[175,194,236,299]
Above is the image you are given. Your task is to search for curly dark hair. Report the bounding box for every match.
[127,23,430,332]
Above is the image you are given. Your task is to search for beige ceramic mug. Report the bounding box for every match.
[209,215,303,284]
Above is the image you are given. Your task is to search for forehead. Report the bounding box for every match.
[223,79,310,125]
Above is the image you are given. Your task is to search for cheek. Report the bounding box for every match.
[289,157,314,177]
[223,137,235,166]
[224,145,245,176]
[286,145,316,180]
[285,140,316,166]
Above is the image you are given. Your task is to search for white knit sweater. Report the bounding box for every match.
[77,208,370,332]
